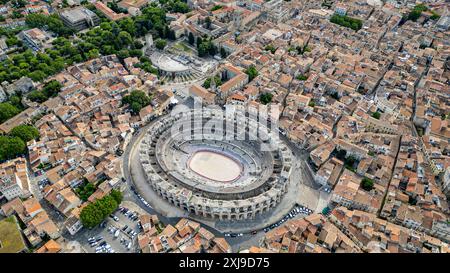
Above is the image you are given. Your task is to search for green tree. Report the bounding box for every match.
[10,125,39,143]
[245,65,258,82]
[76,182,96,202]
[220,47,227,58]
[265,44,276,54]
[408,4,428,21]
[0,103,21,123]
[196,36,203,48]
[8,95,23,110]
[119,17,136,36]
[167,28,176,40]
[134,40,144,49]
[330,14,362,31]
[205,16,212,29]
[117,31,133,47]
[408,10,421,21]
[371,111,381,119]
[122,90,151,114]
[155,38,167,50]
[202,76,221,89]
[80,194,119,228]
[198,42,209,57]
[27,80,62,102]
[87,49,100,59]
[27,90,47,103]
[129,49,143,57]
[110,189,123,204]
[28,70,46,82]
[361,177,374,191]
[259,93,273,105]
[0,136,26,161]
[117,49,130,59]
[188,32,195,45]
[430,12,440,20]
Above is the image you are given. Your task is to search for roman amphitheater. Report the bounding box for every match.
[137,107,295,221]
[150,51,212,83]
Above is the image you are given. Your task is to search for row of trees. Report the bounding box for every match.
[27,80,63,103]
[0,102,21,124]
[187,33,228,58]
[25,14,74,37]
[202,75,222,89]
[0,124,39,161]
[79,190,123,228]
[133,56,159,75]
[196,37,217,57]
[330,14,363,31]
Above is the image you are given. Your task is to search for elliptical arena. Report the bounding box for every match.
[136,107,294,221]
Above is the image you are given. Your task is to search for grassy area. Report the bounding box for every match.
[417,127,424,137]
[172,42,193,53]
[0,216,27,253]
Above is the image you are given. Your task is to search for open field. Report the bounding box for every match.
[0,216,27,253]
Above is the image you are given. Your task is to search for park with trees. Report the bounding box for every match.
[122,90,152,114]
[79,190,123,228]
[330,14,363,31]
[0,124,39,161]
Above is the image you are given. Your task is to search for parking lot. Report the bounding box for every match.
[261,204,313,233]
[221,204,313,238]
[79,204,143,253]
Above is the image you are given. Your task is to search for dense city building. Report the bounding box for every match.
[0,0,448,256]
